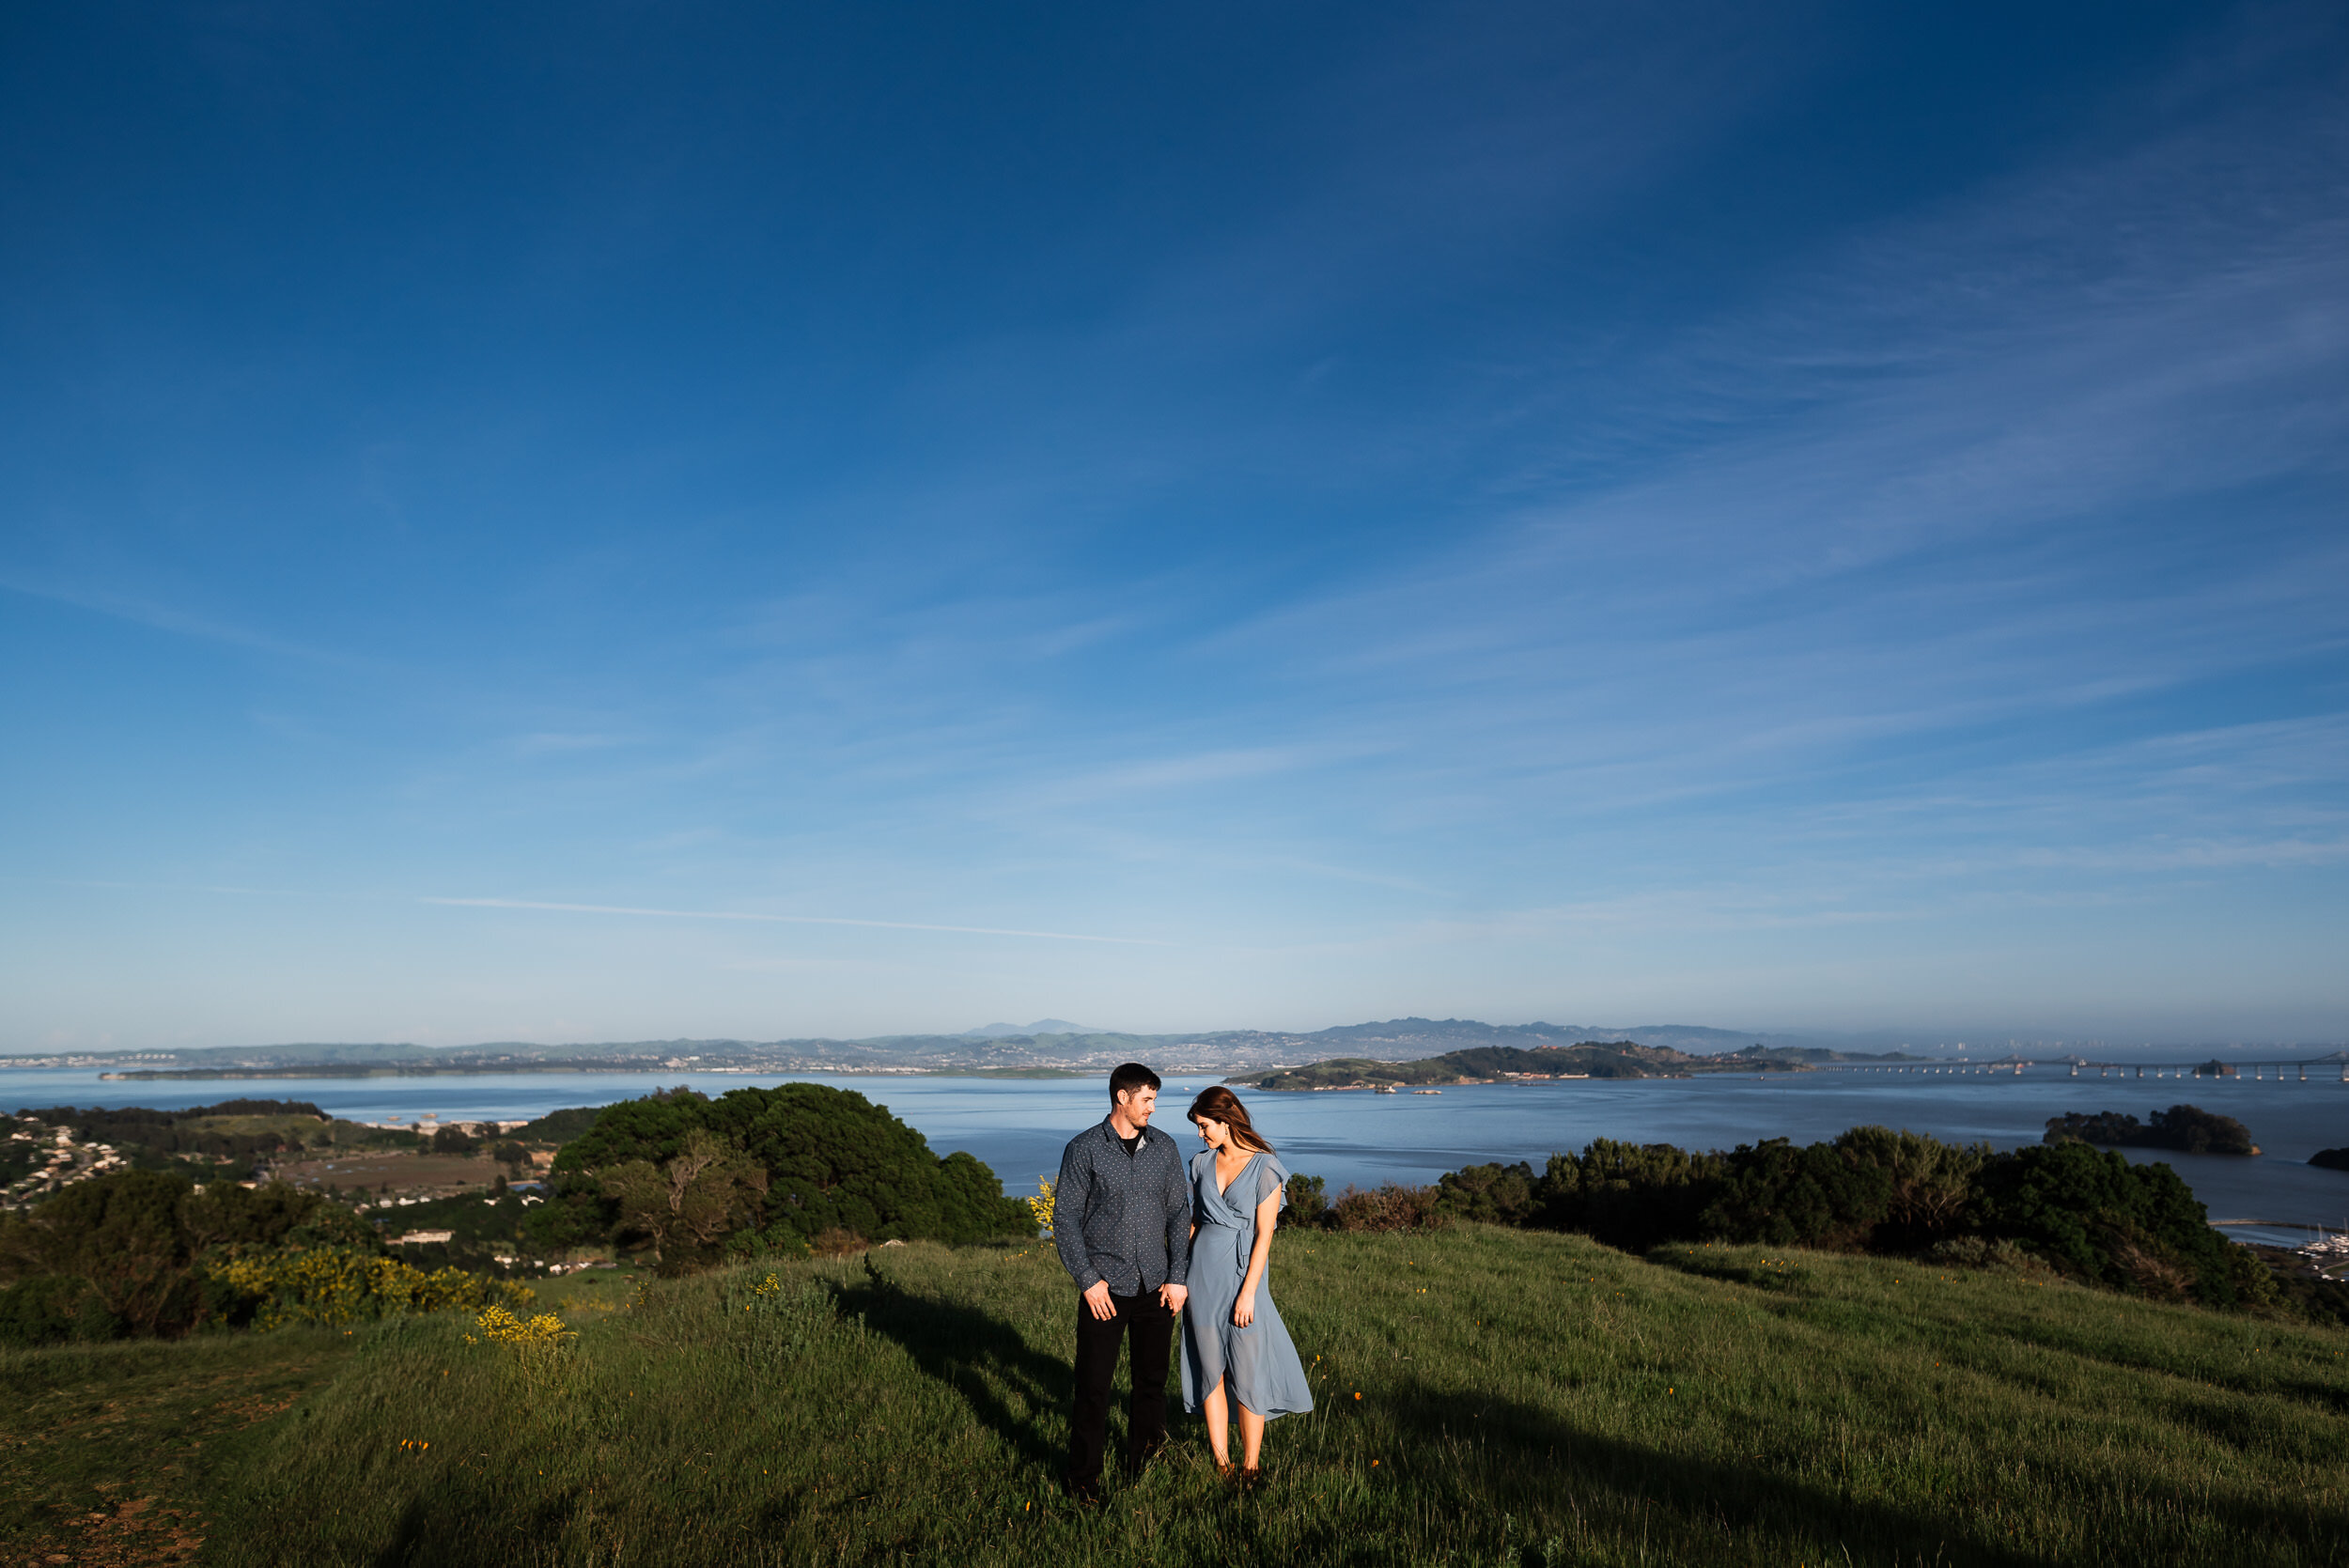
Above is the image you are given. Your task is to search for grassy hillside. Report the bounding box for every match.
[5,1228,2346,1566]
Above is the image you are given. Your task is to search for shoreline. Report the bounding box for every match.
[74,1064,1118,1082]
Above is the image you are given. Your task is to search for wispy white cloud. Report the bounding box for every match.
[1022,744,1363,808]
[0,572,347,665]
[417,895,1169,946]
[509,731,636,756]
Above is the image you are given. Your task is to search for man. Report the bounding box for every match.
[1051,1062,1191,1502]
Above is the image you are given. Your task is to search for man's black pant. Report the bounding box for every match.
[1068,1290,1174,1487]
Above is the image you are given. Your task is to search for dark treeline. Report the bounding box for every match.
[2042,1103,2257,1156]
[15,1099,343,1170]
[20,1098,329,1129]
[1283,1125,2346,1324]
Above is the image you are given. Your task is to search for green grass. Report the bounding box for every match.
[0,1326,352,1566]
[7,1228,2348,1566]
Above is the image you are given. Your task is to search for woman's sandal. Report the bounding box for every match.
[1237,1466,1264,1491]
[1214,1457,1235,1481]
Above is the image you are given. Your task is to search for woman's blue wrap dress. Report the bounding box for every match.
[1180,1150,1315,1420]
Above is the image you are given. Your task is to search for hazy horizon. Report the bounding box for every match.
[10,1014,2344,1061]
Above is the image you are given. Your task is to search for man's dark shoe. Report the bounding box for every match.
[1065,1476,1106,1509]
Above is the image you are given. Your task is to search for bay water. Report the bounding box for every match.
[8,1065,2344,1244]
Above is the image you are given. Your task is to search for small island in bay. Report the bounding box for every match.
[2043,1104,2259,1157]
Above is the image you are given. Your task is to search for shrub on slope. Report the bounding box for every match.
[1970,1141,2270,1307]
[543,1083,1029,1269]
[0,1172,382,1343]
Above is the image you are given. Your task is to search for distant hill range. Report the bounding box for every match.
[2,1017,1925,1079]
[957,1019,1097,1040]
[1245,1037,1921,1090]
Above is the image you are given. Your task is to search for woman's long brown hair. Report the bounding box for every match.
[1186,1085,1275,1154]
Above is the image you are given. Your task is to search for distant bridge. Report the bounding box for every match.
[1830,1052,2349,1083]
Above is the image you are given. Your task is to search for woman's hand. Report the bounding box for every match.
[1232,1289,1255,1328]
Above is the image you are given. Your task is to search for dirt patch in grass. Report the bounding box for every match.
[15,1491,209,1568]
[0,1337,346,1568]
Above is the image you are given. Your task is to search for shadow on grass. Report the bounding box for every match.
[369,1472,570,1568]
[1389,1375,2349,1567]
[1649,1246,2349,1424]
[1380,1382,2046,1568]
[832,1257,1075,1474]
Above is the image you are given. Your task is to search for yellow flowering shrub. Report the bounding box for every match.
[467,1303,574,1345]
[209,1247,534,1330]
[1029,1177,1055,1237]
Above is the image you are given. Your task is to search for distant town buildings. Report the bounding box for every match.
[3,1115,131,1210]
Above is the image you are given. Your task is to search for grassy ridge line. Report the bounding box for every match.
[38,1228,2334,1567]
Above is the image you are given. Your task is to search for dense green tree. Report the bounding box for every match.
[935,1150,1032,1244]
[1435,1161,1541,1224]
[600,1129,770,1273]
[1700,1138,1894,1249]
[1830,1125,1983,1249]
[183,1178,374,1252]
[556,1089,711,1170]
[1971,1141,2249,1305]
[514,1106,608,1143]
[1537,1140,1724,1250]
[517,1179,620,1250]
[0,1273,110,1344]
[552,1083,1027,1259]
[707,1085,952,1243]
[0,1171,202,1335]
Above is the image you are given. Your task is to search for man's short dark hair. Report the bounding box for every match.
[1109,1063,1160,1102]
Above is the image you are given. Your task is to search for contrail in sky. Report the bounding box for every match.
[420,896,1166,946]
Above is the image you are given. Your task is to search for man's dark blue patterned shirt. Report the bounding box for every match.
[1052,1116,1192,1296]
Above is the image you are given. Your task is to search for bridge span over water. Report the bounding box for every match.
[1828,1052,2349,1083]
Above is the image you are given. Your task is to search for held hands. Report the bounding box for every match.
[1086,1281,1189,1318]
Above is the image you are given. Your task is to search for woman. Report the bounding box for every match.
[1181,1085,1313,1484]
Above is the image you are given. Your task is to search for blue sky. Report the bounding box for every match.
[3,1,2344,1049]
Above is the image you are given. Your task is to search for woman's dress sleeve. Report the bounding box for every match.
[1257,1156,1290,1213]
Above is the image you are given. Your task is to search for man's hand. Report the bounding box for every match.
[1159,1282,1189,1313]
[1082,1280,1116,1321]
